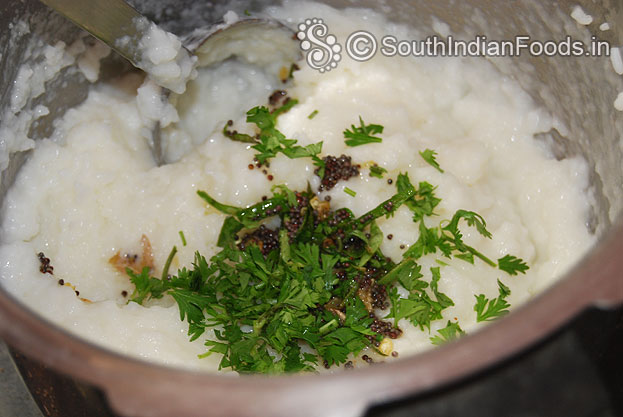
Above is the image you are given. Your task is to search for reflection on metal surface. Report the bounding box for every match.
[6,343,116,417]
[0,342,42,417]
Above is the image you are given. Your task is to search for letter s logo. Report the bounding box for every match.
[297,18,342,73]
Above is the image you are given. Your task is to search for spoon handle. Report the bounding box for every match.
[39,0,144,67]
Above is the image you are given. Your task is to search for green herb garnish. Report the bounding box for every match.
[419,149,444,173]
[441,210,496,267]
[344,117,384,147]
[223,101,324,168]
[498,254,529,276]
[161,246,177,281]
[369,164,387,179]
[222,122,256,143]
[397,173,441,222]
[308,110,319,120]
[430,320,465,345]
[383,265,453,330]
[126,109,530,373]
[128,183,421,373]
[474,279,511,322]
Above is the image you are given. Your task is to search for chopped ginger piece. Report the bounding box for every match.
[109,234,155,274]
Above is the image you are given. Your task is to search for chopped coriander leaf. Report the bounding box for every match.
[161,246,177,280]
[474,279,511,322]
[252,131,323,164]
[345,182,415,231]
[397,173,441,222]
[170,287,211,341]
[402,220,450,260]
[223,103,324,166]
[419,149,444,173]
[127,159,528,372]
[216,217,244,249]
[279,228,291,263]
[378,259,423,289]
[396,173,415,199]
[244,9,251,16]
[393,173,530,277]
[430,266,454,310]
[271,184,297,207]
[344,187,357,197]
[179,231,187,247]
[430,321,465,345]
[498,279,511,297]
[197,190,288,229]
[222,121,256,143]
[196,191,241,216]
[313,156,326,180]
[308,110,319,119]
[246,105,276,130]
[382,265,453,331]
[498,254,529,275]
[386,292,429,327]
[386,288,446,331]
[369,164,387,179]
[443,210,492,240]
[128,187,403,373]
[441,210,496,267]
[344,116,384,147]
[357,220,383,267]
[272,98,298,118]
[127,267,157,304]
[281,142,323,160]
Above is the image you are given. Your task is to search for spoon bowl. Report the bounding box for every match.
[39,0,300,164]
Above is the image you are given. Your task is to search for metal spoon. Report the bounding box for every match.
[38,0,300,164]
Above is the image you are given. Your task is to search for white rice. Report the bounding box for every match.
[0,2,595,372]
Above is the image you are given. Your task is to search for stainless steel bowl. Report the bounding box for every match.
[0,1,622,416]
